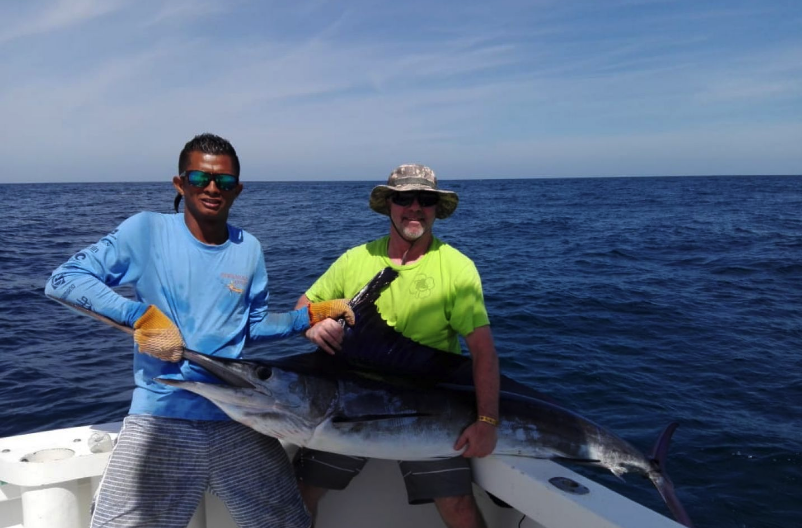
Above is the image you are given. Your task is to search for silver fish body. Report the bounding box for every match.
[157,350,692,527]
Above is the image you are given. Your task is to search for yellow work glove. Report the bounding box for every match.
[308,299,355,326]
[133,305,185,362]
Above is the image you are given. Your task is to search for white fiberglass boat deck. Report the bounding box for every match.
[0,423,684,528]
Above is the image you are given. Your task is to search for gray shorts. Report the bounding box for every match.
[294,448,473,505]
[90,415,310,528]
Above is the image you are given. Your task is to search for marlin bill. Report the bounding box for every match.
[157,350,694,527]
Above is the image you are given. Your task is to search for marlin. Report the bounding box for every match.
[155,268,694,527]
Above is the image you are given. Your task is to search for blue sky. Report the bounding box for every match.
[1,0,800,183]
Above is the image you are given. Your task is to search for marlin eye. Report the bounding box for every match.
[255,366,272,380]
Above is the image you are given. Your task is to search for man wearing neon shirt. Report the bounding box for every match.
[294,164,500,528]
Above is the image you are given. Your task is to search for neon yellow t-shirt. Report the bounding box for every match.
[305,236,490,354]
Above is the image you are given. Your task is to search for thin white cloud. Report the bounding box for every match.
[0,0,127,44]
[142,0,228,27]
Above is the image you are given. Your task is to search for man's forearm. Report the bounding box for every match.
[467,326,500,420]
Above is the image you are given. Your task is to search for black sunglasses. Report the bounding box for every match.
[181,170,239,191]
[390,191,440,208]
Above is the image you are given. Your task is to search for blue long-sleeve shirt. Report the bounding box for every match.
[45,212,310,420]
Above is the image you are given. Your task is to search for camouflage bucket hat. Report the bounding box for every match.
[369,164,459,219]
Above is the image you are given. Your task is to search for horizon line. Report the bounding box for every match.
[3,174,800,185]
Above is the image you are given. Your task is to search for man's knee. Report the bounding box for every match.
[298,481,329,519]
[434,495,487,528]
[434,494,478,512]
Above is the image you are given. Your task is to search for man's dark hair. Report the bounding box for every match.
[174,133,241,212]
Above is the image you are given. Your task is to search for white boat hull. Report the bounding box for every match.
[0,423,685,528]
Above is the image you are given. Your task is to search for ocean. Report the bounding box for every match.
[1,176,800,528]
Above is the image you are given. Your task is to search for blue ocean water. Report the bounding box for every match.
[1,176,801,528]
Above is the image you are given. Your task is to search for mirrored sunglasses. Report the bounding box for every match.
[181,170,239,191]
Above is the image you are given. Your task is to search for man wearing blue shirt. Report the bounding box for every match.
[45,133,350,528]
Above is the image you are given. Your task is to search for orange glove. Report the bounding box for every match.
[133,305,184,362]
[308,299,355,326]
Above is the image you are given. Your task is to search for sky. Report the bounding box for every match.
[1,0,800,183]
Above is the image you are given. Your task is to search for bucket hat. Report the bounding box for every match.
[369,164,458,219]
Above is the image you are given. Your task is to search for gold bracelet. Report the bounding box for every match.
[477,415,499,427]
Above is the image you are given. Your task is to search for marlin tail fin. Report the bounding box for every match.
[646,423,694,527]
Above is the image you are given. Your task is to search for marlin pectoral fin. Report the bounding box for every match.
[331,412,430,424]
[552,456,603,466]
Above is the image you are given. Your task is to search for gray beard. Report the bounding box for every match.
[400,224,425,241]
